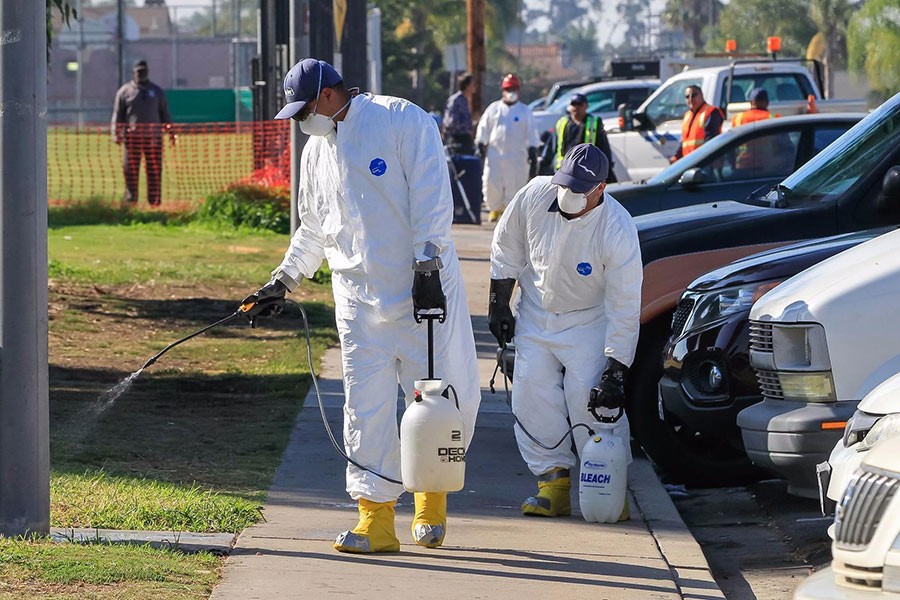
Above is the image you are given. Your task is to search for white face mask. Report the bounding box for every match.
[557,183,600,214]
[299,97,351,136]
[502,90,519,103]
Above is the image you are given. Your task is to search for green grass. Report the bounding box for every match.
[2,219,339,598]
[0,536,218,599]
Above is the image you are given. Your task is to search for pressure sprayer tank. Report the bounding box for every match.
[579,421,627,523]
[400,379,466,492]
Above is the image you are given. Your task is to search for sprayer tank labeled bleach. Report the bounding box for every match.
[399,310,466,493]
[579,408,627,523]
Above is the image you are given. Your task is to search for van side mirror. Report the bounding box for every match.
[617,103,634,132]
[878,166,900,214]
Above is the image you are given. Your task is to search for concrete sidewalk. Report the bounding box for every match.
[211,223,725,600]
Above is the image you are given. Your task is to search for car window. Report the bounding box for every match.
[585,90,616,114]
[644,78,702,126]
[615,87,656,111]
[812,127,848,155]
[696,129,801,182]
[546,91,577,113]
[720,74,816,107]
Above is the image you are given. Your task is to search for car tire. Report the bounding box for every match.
[627,317,768,487]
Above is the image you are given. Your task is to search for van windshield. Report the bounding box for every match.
[770,97,900,207]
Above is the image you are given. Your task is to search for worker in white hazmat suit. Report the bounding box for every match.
[242,58,481,553]
[475,73,541,223]
[489,143,642,518]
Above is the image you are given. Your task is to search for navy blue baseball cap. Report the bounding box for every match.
[570,93,588,105]
[551,143,608,193]
[275,58,343,120]
[749,87,768,102]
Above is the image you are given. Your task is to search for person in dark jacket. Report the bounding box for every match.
[552,94,617,183]
[111,59,175,206]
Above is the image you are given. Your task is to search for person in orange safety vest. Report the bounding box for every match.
[731,87,776,128]
[731,88,781,171]
[671,85,724,163]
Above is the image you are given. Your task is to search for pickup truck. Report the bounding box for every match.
[608,59,868,182]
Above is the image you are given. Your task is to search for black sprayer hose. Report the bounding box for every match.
[490,345,595,450]
[296,303,403,485]
[140,310,243,371]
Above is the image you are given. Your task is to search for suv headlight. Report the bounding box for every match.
[857,413,900,452]
[844,410,883,448]
[681,280,782,334]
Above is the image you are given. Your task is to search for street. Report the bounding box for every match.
[671,476,833,599]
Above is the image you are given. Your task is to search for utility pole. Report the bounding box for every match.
[117,0,126,85]
[467,0,485,116]
[0,0,51,537]
[341,0,367,90]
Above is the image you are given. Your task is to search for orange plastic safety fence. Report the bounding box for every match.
[48,121,291,209]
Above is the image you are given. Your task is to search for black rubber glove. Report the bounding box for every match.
[589,358,628,415]
[488,278,516,347]
[412,269,446,322]
[240,279,287,328]
[477,143,487,161]
[528,146,538,179]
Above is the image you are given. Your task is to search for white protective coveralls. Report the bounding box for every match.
[273,93,481,503]
[490,177,642,474]
[475,100,540,213]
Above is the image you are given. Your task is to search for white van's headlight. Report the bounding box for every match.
[777,372,836,402]
[858,413,900,452]
[771,323,832,371]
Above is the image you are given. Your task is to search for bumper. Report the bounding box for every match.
[794,568,896,600]
[660,315,760,438]
[737,399,858,498]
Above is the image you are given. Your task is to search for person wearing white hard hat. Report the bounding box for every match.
[241,58,480,554]
[488,143,642,518]
[475,73,541,222]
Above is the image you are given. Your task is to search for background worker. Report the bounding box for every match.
[732,87,775,127]
[442,72,475,155]
[553,93,617,183]
[475,73,540,222]
[243,58,480,554]
[488,143,642,519]
[670,85,723,163]
[111,59,175,206]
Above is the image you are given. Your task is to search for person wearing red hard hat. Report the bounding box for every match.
[475,73,540,222]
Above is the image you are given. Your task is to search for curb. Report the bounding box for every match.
[629,458,726,599]
[50,527,236,555]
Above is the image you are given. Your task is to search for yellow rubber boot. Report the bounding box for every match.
[412,492,447,548]
[522,468,571,517]
[488,209,504,222]
[333,498,401,554]
[619,499,630,522]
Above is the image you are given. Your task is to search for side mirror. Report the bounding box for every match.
[678,168,712,188]
[878,166,900,214]
[633,110,653,131]
[617,103,634,132]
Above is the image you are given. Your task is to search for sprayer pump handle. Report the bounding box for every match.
[590,406,624,424]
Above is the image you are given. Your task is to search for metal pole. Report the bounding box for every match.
[117,0,126,85]
[77,0,85,129]
[289,0,310,233]
[341,0,366,90]
[0,0,51,537]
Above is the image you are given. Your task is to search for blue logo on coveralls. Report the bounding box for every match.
[369,158,387,176]
[514,116,520,122]
[577,262,592,276]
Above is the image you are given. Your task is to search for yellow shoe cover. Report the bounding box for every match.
[333,498,400,554]
[412,492,447,548]
[522,468,571,517]
[488,210,504,222]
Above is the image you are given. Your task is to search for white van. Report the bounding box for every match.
[794,435,900,599]
[737,228,900,498]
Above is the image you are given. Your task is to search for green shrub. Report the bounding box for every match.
[196,184,291,233]
[48,197,191,228]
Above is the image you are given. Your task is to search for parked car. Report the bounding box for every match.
[621,92,900,460]
[609,113,862,216]
[531,79,659,141]
[653,228,893,485]
[820,371,900,517]
[793,435,900,599]
[738,227,900,498]
[529,77,604,112]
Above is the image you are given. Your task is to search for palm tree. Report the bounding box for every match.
[808,0,853,98]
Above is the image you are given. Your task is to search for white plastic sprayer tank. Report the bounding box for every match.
[579,421,627,523]
[400,378,466,492]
